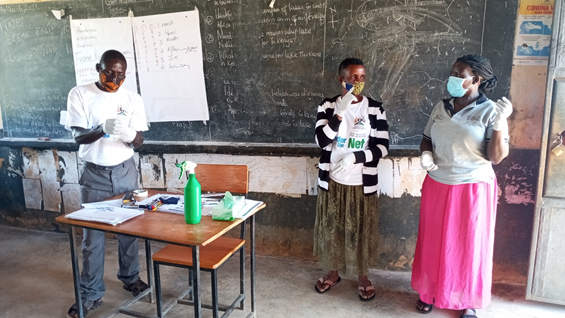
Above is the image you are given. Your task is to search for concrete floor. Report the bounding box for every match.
[1,226,564,318]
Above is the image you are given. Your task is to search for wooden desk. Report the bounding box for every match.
[56,190,265,318]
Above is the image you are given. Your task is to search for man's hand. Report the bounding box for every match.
[420,151,438,171]
[114,116,137,143]
[102,118,118,135]
[335,87,357,118]
[332,153,356,174]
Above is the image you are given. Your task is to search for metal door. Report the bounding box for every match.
[527,0,565,305]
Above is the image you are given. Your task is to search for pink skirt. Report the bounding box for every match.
[411,175,497,310]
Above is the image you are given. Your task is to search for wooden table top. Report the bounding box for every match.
[55,190,265,247]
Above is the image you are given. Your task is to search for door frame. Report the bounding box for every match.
[526,0,565,305]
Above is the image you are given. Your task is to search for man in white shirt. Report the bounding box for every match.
[65,49,149,318]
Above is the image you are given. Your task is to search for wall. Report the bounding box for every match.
[0,0,546,285]
[509,65,547,149]
[0,143,538,283]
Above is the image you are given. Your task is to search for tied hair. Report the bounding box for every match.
[456,54,498,93]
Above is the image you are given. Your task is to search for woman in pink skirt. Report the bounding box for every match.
[411,54,512,318]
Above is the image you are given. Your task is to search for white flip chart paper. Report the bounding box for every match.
[132,11,209,122]
[70,17,137,93]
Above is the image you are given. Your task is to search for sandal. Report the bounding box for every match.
[358,284,375,301]
[66,298,102,318]
[416,299,433,314]
[314,276,341,293]
[459,309,477,318]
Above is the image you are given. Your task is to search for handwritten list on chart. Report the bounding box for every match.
[132,11,209,122]
[70,17,136,93]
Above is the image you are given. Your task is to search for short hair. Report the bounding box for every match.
[339,58,364,76]
[456,54,497,93]
[99,49,127,68]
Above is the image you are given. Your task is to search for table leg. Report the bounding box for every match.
[69,227,84,318]
[250,214,256,314]
[192,246,201,318]
[144,239,153,303]
[239,220,246,310]
[154,261,163,318]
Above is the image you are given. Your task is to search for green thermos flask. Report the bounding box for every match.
[176,161,201,224]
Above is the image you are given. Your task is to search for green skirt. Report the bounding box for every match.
[313,179,379,276]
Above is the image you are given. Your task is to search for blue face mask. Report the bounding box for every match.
[447,76,471,97]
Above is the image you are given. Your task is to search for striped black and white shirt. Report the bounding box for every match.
[315,95,389,195]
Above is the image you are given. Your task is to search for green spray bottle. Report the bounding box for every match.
[176,161,201,224]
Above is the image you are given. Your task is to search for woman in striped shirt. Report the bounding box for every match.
[313,58,389,301]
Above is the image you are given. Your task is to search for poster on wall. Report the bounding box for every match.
[132,10,209,122]
[513,0,554,66]
[70,17,137,92]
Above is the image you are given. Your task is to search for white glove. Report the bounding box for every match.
[114,116,137,143]
[420,151,438,171]
[493,97,513,131]
[335,87,357,118]
[102,118,118,135]
[332,153,356,174]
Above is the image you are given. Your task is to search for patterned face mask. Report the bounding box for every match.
[99,72,125,93]
[351,81,365,95]
[343,81,365,95]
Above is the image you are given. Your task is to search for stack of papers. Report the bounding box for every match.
[110,192,264,219]
[82,199,122,208]
[234,199,263,218]
[65,207,144,226]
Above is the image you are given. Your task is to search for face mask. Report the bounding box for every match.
[344,81,365,95]
[99,72,125,93]
[446,76,471,97]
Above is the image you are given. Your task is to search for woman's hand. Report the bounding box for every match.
[420,151,438,171]
[493,97,513,131]
[332,153,356,174]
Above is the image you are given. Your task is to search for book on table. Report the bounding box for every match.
[65,206,144,226]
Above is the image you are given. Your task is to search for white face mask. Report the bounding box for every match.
[447,76,471,97]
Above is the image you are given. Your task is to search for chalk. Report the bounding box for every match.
[38,137,50,141]
[269,0,276,8]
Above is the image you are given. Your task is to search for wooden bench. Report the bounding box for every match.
[152,164,249,318]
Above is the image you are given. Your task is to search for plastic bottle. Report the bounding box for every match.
[175,161,201,224]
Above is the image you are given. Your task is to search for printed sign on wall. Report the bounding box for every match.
[513,0,554,66]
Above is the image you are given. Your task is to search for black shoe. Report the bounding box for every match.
[66,298,102,318]
[123,278,150,296]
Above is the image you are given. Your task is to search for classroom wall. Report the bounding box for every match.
[0,143,538,283]
[0,0,544,284]
[509,65,547,149]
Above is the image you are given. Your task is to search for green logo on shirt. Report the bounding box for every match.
[348,138,365,149]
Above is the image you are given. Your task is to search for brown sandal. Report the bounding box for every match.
[314,276,341,293]
[358,284,375,301]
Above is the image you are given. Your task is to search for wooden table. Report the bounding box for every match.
[56,190,265,318]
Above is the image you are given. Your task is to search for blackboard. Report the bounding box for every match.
[0,0,516,146]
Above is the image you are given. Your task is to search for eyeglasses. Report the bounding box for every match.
[101,69,126,79]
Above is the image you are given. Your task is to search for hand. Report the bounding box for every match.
[420,151,438,171]
[493,97,513,131]
[335,87,357,118]
[102,118,117,135]
[332,153,356,174]
[114,116,137,143]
